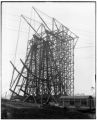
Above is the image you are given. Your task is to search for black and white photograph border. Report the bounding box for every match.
[1,1,96,119]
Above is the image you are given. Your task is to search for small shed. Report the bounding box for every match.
[60,96,91,107]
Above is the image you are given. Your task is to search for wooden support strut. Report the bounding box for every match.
[32,7,51,31]
[10,61,37,103]
[10,43,34,99]
[10,61,28,79]
[9,89,22,98]
[20,59,47,82]
[20,89,37,103]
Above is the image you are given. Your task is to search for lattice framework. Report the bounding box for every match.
[10,7,78,104]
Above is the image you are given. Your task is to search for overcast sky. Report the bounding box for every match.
[2,2,95,97]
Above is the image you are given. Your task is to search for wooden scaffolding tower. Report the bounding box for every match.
[10,7,78,104]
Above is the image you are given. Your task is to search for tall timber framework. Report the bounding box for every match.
[10,7,79,104]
